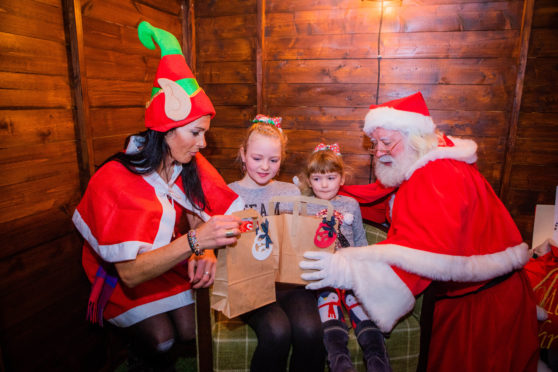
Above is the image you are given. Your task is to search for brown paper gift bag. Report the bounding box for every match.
[269,196,337,285]
[210,209,277,318]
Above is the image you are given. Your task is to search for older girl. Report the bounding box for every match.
[227,115,325,372]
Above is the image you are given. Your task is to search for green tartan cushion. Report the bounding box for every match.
[211,224,421,372]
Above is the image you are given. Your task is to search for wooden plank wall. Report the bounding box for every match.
[0,0,185,370]
[0,0,87,370]
[0,0,555,369]
[503,0,558,240]
[197,0,525,192]
[194,0,259,182]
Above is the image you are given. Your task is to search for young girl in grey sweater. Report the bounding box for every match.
[228,115,325,372]
[296,143,391,372]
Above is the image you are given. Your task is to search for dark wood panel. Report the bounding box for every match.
[140,0,182,15]
[264,105,509,137]
[288,129,369,155]
[203,84,257,106]
[267,0,378,12]
[0,109,75,148]
[506,188,556,242]
[212,105,257,127]
[87,78,152,107]
[0,0,66,42]
[90,107,146,137]
[92,134,129,166]
[265,83,510,111]
[197,14,257,41]
[532,0,558,28]
[35,0,60,6]
[521,81,558,113]
[195,0,257,17]
[431,110,509,137]
[528,29,558,58]
[264,105,368,131]
[204,127,251,151]
[0,141,78,187]
[0,208,78,259]
[196,61,256,84]
[0,234,96,371]
[266,2,521,37]
[508,164,558,191]
[0,164,80,224]
[511,137,558,165]
[82,0,183,28]
[266,0,498,12]
[521,58,558,114]
[84,47,159,82]
[82,16,180,57]
[0,53,68,76]
[197,37,255,62]
[0,89,71,109]
[523,58,558,88]
[265,34,379,60]
[265,30,519,60]
[1,283,104,372]
[266,58,515,85]
[518,112,558,137]
[0,32,67,72]
[0,71,71,93]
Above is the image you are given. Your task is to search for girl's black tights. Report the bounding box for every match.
[241,285,326,372]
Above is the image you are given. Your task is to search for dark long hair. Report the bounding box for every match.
[101,129,207,211]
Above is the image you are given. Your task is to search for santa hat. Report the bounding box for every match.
[363,92,435,137]
[138,21,215,132]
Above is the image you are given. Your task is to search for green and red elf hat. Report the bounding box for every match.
[138,21,215,132]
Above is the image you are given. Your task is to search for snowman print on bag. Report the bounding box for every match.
[251,218,273,261]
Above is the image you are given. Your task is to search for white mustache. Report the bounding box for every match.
[378,155,394,164]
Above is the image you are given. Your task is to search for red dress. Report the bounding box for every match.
[340,137,539,371]
[74,153,241,327]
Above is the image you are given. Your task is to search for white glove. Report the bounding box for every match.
[300,250,353,290]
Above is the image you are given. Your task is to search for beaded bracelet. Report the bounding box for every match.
[187,229,204,256]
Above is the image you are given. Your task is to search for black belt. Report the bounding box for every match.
[436,270,516,300]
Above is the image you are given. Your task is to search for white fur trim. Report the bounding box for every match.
[72,210,150,262]
[364,107,435,136]
[404,137,478,180]
[349,259,415,332]
[225,196,245,216]
[338,241,529,332]
[343,242,529,282]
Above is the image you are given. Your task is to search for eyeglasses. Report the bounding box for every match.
[368,139,401,156]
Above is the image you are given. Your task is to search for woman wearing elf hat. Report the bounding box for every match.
[72,22,243,369]
[301,92,540,371]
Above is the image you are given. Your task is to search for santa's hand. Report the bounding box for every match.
[300,250,353,290]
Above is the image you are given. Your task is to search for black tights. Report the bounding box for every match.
[126,304,196,368]
[241,285,326,372]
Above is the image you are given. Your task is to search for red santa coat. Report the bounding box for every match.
[338,137,539,371]
[73,152,242,327]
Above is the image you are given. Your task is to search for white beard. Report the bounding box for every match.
[374,145,420,187]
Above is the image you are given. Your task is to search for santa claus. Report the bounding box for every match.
[300,92,539,371]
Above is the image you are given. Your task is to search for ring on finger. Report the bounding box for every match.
[204,271,210,276]
[225,229,236,238]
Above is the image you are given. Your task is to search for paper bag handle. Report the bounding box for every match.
[233,208,262,220]
[268,195,334,218]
